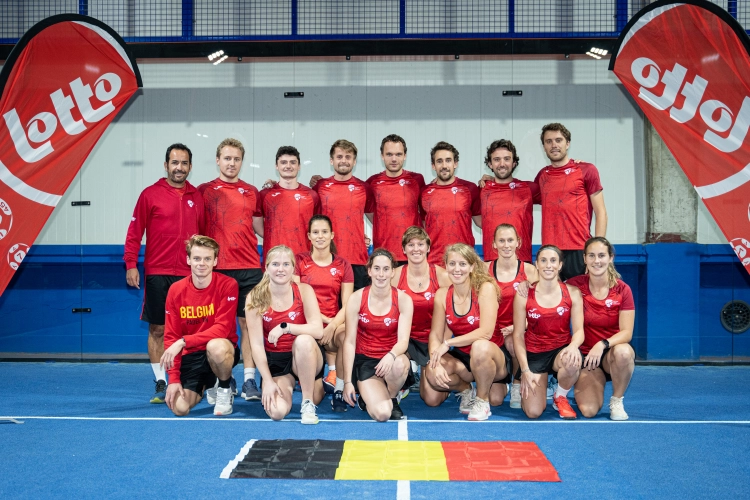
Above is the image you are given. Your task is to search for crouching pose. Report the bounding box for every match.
[246,245,325,424]
[425,243,509,421]
[342,249,414,421]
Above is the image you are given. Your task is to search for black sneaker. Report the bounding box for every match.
[357,395,367,411]
[150,379,167,404]
[390,398,405,420]
[410,368,421,392]
[331,390,348,412]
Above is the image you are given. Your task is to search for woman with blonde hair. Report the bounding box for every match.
[246,245,325,424]
[425,243,510,421]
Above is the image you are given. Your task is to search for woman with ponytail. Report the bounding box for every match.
[567,237,635,420]
[424,243,509,421]
[295,215,354,411]
[246,245,325,424]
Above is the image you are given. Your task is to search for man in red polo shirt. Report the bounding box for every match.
[124,143,204,404]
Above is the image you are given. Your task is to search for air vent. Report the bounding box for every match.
[720,300,750,333]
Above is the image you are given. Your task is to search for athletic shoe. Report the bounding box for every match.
[390,398,405,420]
[552,394,577,419]
[609,396,628,421]
[206,379,218,405]
[301,399,319,424]
[468,397,491,421]
[331,390,348,412]
[457,385,476,415]
[547,375,558,399]
[323,370,336,395]
[397,388,409,403]
[410,368,421,392]
[214,387,234,416]
[357,395,367,412]
[150,379,167,404]
[509,383,521,409]
[241,378,261,401]
[230,376,237,396]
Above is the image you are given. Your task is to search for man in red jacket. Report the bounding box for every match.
[160,235,240,416]
[124,143,205,404]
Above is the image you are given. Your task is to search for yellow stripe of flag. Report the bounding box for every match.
[334,440,450,481]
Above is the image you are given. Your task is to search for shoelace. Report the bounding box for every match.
[301,401,317,414]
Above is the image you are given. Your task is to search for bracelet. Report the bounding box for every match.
[520,368,530,374]
[388,351,396,360]
[443,340,450,348]
[344,381,353,385]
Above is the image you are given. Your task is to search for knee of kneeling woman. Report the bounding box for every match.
[172,406,190,417]
[524,406,543,419]
[268,407,290,421]
[370,402,392,422]
[612,344,635,367]
[292,334,316,351]
[578,403,601,418]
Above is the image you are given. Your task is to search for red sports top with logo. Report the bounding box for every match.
[313,176,374,266]
[534,160,603,250]
[259,184,320,262]
[365,170,426,261]
[490,259,528,335]
[480,179,540,262]
[262,282,307,353]
[356,286,400,359]
[420,178,481,265]
[295,252,354,319]
[524,282,573,353]
[163,273,239,383]
[566,276,635,355]
[124,178,205,276]
[396,264,440,343]
[198,178,262,269]
[444,285,504,353]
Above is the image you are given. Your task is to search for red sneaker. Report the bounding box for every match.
[323,369,336,395]
[553,394,577,419]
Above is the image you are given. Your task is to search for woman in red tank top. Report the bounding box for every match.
[571,237,635,421]
[341,249,414,422]
[424,243,506,421]
[245,245,326,425]
[391,226,451,398]
[513,245,584,420]
[483,223,538,409]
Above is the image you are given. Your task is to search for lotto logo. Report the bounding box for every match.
[7,243,29,271]
[528,308,541,319]
[288,311,298,320]
[446,318,453,325]
[0,198,12,240]
[731,238,750,266]
[262,315,272,322]
[359,313,369,323]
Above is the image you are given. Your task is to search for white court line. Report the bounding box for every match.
[220,439,256,479]
[3,416,750,424]
[397,418,409,500]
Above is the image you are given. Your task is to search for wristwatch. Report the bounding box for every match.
[280,322,288,333]
[601,339,610,349]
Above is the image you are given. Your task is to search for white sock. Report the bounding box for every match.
[151,363,165,382]
[335,377,344,392]
[410,360,418,372]
[555,385,571,398]
[244,367,256,382]
[328,364,336,372]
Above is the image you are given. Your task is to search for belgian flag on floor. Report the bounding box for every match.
[221,439,560,482]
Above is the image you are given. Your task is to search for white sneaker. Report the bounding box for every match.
[467,397,491,421]
[609,396,628,421]
[457,385,476,415]
[510,383,521,409]
[301,399,319,425]
[397,388,409,403]
[214,387,233,416]
[206,379,218,406]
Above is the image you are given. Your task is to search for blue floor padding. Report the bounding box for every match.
[1,363,749,498]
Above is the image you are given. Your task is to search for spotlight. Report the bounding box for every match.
[207,50,225,62]
[585,51,602,60]
[213,55,229,65]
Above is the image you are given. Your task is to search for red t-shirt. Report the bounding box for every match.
[534,160,603,250]
[396,264,440,344]
[480,179,540,262]
[261,282,307,353]
[365,170,426,261]
[356,286,400,358]
[259,184,320,262]
[566,276,635,355]
[420,178,481,265]
[524,282,573,353]
[489,259,528,335]
[295,252,354,319]
[313,176,373,266]
[163,273,239,383]
[198,178,262,270]
[444,285,503,353]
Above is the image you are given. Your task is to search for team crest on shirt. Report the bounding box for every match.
[513,282,520,291]
[509,182,517,189]
[605,299,620,308]
[557,306,569,316]
[467,315,477,325]
[262,315,272,322]
[399,179,406,186]
[359,313,370,323]
[424,291,433,300]
[348,184,355,192]
[238,188,245,194]
[288,311,299,320]
[131,217,136,222]
[451,187,459,194]
[294,194,302,201]
[384,317,397,326]
[330,268,338,276]
[528,308,541,319]
[565,168,572,175]
[187,200,194,208]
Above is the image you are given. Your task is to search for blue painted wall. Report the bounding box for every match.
[0,243,748,361]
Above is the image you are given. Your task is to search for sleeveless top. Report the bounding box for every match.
[262,282,307,353]
[490,259,528,334]
[356,286,400,358]
[444,285,503,353]
[524,282,572,353]
[397,264,440,343]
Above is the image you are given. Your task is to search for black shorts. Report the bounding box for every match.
[581,347,612,382]
[215,268,263,317]
[141,275,183,325]
[446,344,512,384]
[265,344,325,381]
[352,353,381,392]
[527,345,572,376]
[352,264,371,291]
[560,249,586,281]
[407,338,430,367]
[180,345,240,394]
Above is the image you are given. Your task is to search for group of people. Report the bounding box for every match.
[125,123,635,424]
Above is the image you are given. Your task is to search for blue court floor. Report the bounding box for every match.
[1,363,749,499]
